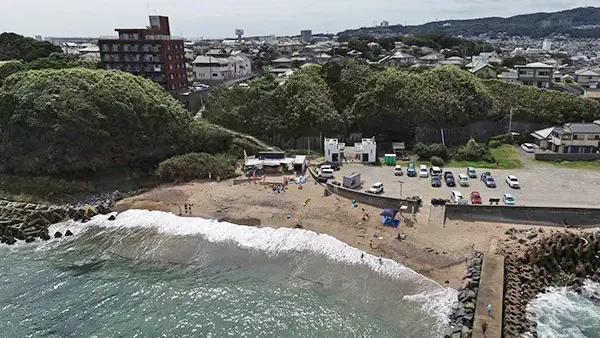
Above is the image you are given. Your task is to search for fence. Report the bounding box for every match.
[415,120,547,146]
[262,133,363,151]
[534,152,600,161]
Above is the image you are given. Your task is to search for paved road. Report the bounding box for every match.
[333,156,600,208]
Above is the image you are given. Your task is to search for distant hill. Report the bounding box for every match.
[338,7,600,38]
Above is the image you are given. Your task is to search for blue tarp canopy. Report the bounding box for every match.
[380,209,398,218]
[381,216,401,227]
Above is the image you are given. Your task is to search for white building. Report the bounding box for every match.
[359,138,377,163]
[324,138,341,163]
[191,54,251,82]
[542,39,552,52]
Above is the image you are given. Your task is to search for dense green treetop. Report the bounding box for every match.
[0,32,62,62]
[0,68,193,175]
[203,59,600,142]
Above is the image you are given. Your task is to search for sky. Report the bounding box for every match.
[0,0,594,39]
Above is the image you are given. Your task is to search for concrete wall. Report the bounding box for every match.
[445,204,600,227]
[325,182,402,209]
[534,152,600,161]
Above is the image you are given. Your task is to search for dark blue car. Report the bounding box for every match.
[481,172,496,188]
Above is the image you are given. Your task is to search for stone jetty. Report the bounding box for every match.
[0,199,110,245]
[499,228,600,337]
[445,251,484,338]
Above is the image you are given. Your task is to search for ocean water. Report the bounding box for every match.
[0,210,457,338]
[527,280,600,338]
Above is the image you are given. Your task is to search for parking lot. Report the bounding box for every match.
[334,162,600,208]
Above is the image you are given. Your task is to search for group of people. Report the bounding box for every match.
[178,203,193,216]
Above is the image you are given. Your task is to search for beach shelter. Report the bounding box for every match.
[380,209,399,218]
[381,216,401,227]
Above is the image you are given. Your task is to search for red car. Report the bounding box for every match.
[470,191,482,204]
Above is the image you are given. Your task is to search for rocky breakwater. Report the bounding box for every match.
[0,199,110,245]
[500,228,600,337]
[445,251,484,338]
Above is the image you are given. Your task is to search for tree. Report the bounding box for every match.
[0,68,194,175]
[0,32,62,62]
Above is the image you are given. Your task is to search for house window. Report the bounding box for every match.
[212,73,218,77]
[538,71,550,76]
[572,134,580,140]
[168,54,173,60]
[561,135,572,141]
[169,64,173,70]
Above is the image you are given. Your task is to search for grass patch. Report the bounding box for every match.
[394,145,523,169]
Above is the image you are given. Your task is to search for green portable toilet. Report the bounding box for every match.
[384,154,396,166]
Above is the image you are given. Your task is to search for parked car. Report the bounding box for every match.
[450,190,468,204]
[467,167,477,178]
[521,143,535,153]
[394,165,403,176]
[368,182,384,194]
[430,166,443,177]
[470,191,482,204]
[443,172,455,186]
[458,174,469,187]
[481,172,496,188]
[503,193,516,205]
[506,175,521,189]
[431,176,442,187]
[418,165,429,178]
[320,161,340,171]
[318,168,335,179]
[407,162,416,177]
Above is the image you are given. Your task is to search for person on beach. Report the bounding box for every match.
[369,239,373,249]
[487,304,492,315]
[482,320,488,334]
[188,204,193,214]
[361,253,364,259]
[178,205,182,216]
[184,203,188,214]
[379,256,383,264]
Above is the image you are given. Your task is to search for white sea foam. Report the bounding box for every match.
[42,209,458,326]
[526,280,600,338]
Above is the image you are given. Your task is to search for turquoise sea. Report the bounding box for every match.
[0,210,455,338]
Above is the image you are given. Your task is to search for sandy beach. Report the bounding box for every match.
[116,176,564,289]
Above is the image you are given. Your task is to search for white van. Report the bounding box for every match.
[418,165,429,178]
[430,166,442,177]
[451,190,468,204]
[320,164,332,171]
[319,168,335,178]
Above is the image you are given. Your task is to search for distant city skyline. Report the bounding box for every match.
[0,0,593,39]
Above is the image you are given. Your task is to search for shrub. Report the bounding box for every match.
[430,156,445,167]
[488,140,501,148]
[454,138,495,163]
[414,142,451,161]
[156,153,237,183]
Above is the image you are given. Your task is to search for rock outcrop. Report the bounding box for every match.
[445,251,483,338]
[0,199,110,244]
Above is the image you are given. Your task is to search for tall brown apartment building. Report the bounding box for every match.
[99,15,187,91]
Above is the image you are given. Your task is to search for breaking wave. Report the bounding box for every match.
[45,209,457,330]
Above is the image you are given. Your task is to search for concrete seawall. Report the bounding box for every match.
[325,182,403,210]
[445,204,600,227]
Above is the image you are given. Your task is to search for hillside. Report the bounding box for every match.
[338,7,600,38]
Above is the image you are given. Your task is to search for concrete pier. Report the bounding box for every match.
[472,253,504,338]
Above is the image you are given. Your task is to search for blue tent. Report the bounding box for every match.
[381,216,401,227]
[380,209,399,218]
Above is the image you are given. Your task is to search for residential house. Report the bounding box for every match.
[380,52,415,67]
[206,48,231,58]
[191,55,231,81]
[315,53,332,65]
[299,47,318,63]
[574,67,600,88]
[498,70,519,83]
[367,42,380,48]
[271,57,294,69]
[535,122,600,153]
[418,54,443,66]
[470,63,496,78]
[515,62,554,88]
[440,56,464,67]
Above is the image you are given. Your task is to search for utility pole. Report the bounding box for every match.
[508,108,513,134]
[398,180,404,198]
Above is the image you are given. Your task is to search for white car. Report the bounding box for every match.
[506,175,521,189]
[450,190,468,204]
[368,182,384,194]
[418,165,429,178]
[521,143,535,153]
